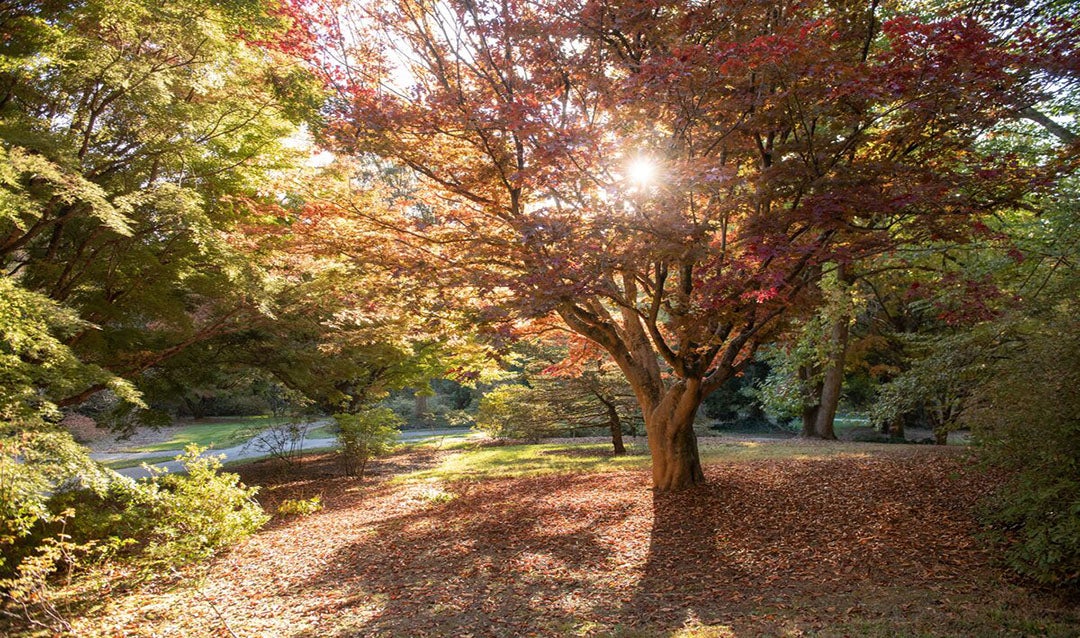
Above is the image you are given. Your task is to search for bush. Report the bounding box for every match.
[134,446,269,566]
[965,312,1080,587]
[0,422,107,577]
[473,384,562,442]
[243,416,316,466]
[51,446,268,569]
[277,496,323,517]
[335,408,402,477]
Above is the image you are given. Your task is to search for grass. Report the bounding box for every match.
[397,441,648,482]
[102,454,178,470]
[394,436,920,484]
[116,415,292,453]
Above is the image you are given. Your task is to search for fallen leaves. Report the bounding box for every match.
[27,442,1080,637]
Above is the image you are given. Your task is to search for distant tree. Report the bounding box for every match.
[475,339,641,453]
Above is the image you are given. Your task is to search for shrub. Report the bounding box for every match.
[134,446,269,566]
[243,416,317,466]
[277,496,323,517]
[473,384,562,442]
[965,312,1080,588]
[335,408,402,477]
[51,446,269,569]
[0,422,107,577]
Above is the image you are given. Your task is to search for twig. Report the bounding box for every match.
[193,586,239,638]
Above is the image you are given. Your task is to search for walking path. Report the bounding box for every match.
[91,428,470,479]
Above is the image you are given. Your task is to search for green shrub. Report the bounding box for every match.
[474,384,562,442]
[134,446,269,566]
[965,312,1080,587]
[277,496,323,517]
[335,408,401,477]
[0,421,107,577]
[49,446,268,569]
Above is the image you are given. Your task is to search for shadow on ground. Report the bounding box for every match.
[221,448,1078,637]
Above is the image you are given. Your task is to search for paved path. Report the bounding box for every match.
[92,427,470,480]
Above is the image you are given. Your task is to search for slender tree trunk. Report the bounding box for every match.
[813,313,850,440]
[645,379,706,492]
[888,415,904,439]
[593,391,626,455]
[812,265,854,440]
[798,365,821,437]
[608,408,626,456]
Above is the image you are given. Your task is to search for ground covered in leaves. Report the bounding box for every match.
[18,440,1080,636]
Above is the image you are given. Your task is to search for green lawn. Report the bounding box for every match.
[396,436,944,484]
[117,415,292,453]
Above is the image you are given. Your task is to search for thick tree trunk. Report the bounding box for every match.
[645,379,706,492]
[414,392,429,422]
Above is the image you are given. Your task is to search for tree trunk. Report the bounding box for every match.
[801,402,820,438]
[414,392,429,422]
[888,415,904,439]
[812,264,854,440]
[610,417,626,456]
[797,364,821,437]
[645,379,706,492]
[813,314,850,440]
[597,395,626,455]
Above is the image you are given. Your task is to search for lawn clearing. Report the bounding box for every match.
[15,439,1078,637]
[113,415,291,453]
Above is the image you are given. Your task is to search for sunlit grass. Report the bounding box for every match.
[397,442,649,483]
[119,415,291,453]
[396,437,938,484]
[103,454,177,469]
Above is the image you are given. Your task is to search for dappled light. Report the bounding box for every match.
[2,0,1078,632]
[41,444,1079,636]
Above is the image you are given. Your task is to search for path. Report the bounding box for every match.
[91,427,470,479]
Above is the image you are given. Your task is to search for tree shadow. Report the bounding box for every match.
[238,451,999,637]
[285,471,646,636]
[617,456,995,634]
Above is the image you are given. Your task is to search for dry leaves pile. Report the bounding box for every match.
[49,444,1080,636]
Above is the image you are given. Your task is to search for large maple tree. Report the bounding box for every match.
[326,0,1065,490]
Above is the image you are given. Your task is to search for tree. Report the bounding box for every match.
[0,0,321,409]
[325,0,1066,490]
[474,338,641,453]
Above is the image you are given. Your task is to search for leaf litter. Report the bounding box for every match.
[35,443,1080,636]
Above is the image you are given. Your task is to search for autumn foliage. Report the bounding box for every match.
[315,0,1067,490]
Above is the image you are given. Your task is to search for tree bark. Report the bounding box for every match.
[596,393,626,455]
[797,364,821,437]
[887,415,904,439]
[645,379,706,492]
[414,392,429,422]
[812,265,854,440]
[813,313,849,440]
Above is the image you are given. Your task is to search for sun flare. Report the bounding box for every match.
[626,156,659,187]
